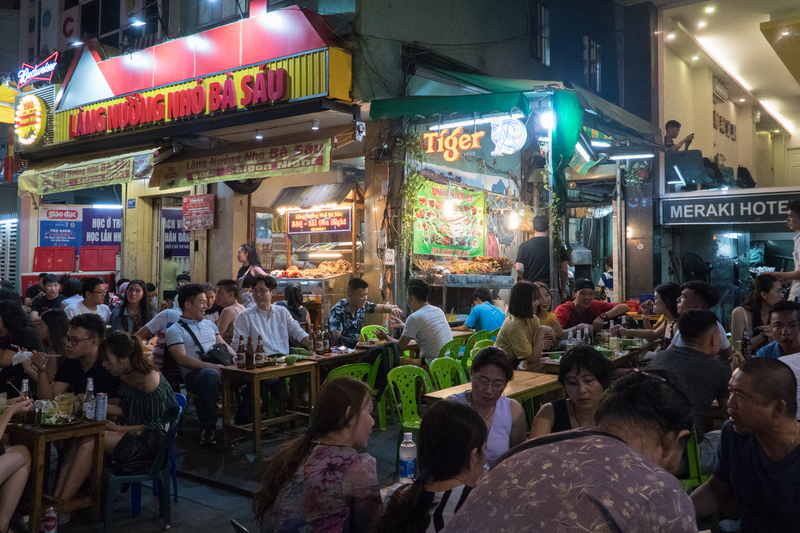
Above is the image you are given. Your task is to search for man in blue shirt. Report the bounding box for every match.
[756,300,800,359]
[453,288,505,333]
[691,358,800,531]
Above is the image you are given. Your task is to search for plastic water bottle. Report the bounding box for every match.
[583,325,590,344]
[399,432,416,483]
[575,329,583,345]
[566,330,576,350]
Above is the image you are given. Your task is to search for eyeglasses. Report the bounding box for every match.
[252,289,273,295]
[65,336,98,346]
[92,290,108,295]
[472,376,507,392]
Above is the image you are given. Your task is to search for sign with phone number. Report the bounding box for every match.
[287,208,352,234]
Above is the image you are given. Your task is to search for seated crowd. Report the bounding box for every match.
[4,247,800,533]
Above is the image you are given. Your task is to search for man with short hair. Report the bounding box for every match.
[647,309,731,473]
[554,278,628,334]
[30,274,64,323]
[171,274,192,309]
[166,284,234,444]
[691,358,800,531]
[756,300,800,358]
[162,249,182,306]
[379,279,453,365]
[452,287,505,332]
[32,313,120,506]
[665,119,694,151]
[60,277,83,309]
[773,199,800,301]
[146,283,157,309]
[516,215,570,300]
[24,273,47,306]
[64,277,111,324]
[670,280,734,361]
[328,278,403,348]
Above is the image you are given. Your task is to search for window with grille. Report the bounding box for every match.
[583,35,601,92]
[529,2,550,66]
[198,0,246,29]
[0,220,18,286]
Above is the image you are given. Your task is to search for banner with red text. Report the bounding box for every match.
[155,139,331,190]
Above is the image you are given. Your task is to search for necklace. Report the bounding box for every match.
[467,392,495,422]
[570,401,593,428]
[786,422,799,457]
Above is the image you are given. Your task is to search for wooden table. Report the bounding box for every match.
[425,372,560,411]
[313,349,367,387]
[221,361,319,453]
[542,350,641,374]
[7,419,106,533]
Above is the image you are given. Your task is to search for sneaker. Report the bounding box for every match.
[200,427,217,445]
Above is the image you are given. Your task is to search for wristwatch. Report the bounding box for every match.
[600,313,609,321]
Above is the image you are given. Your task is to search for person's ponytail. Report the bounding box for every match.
[377,472,432,533]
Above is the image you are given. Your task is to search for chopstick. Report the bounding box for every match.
[5,380,23,397]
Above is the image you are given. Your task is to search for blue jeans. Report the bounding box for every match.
[184,368,221,429]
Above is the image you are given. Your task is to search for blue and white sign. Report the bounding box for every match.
[81,208,122,247]
[39,204,122,248]
[490,117,527,156]
[163,208,190,257]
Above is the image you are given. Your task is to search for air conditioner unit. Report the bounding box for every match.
[713,79,728,104]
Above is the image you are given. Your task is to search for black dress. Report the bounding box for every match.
[237,265,256,289]
[551,398,573,433]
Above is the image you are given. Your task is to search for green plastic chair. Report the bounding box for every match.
[462,331,491,373]
[474,339,494,350]
[366,353,396,431]
[105,405,182,532]
[361,325,388,341]
[429,357,467,390]
[489,328,501,341]
[679,428,709,491]
[326,363,373,382]
[438,339,464,360]
[386,366,434,471]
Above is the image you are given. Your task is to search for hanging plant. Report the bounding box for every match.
[541,163,564,263]
[624,161,650,195]
[394,131,428,255]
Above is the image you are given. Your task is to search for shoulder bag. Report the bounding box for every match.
[178,320,234,366]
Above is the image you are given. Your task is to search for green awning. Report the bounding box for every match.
[369,91,531,121]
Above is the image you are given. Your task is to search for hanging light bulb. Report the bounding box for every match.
[443,199,454,218]
[509,210,520,230]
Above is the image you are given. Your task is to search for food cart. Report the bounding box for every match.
[260,183,364,325]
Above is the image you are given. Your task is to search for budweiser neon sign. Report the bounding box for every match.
[18,52,59,88]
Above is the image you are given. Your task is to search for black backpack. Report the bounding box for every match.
[737,165,756,188]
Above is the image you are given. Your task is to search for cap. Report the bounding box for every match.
[403,432,413,440]
[574,278,594,292]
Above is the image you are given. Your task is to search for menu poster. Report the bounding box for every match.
[287,207,352,235]
[182,194,215,231]
[412,180,485,257]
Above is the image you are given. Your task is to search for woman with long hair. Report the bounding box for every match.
[236,244,268,290]
[731,273,783,352]
[530,345,614,438]
[36,309,69,383]
[379,401,488,533]
[253,377,381,533]
[274,284,311,347]
[613,282,682,350]
[533,282,564,342]
[495,281,554,369]
[110,279,154,335]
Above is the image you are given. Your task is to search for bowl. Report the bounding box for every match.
[595,347,613,358]
[620,339,637,349]
[285,356,298,366]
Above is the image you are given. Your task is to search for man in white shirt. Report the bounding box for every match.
[64,277,111,324]
[773,200,800,301]
[166,284,234,445]
[59,277,83,309]
[380,279,453,365]
[232,275,310,354]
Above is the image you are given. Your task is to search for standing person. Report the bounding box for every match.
[554,278,628,333]
[774,199,800,302]
[495,281,554,369]
[443,370,696,533]
[236,244,267,308]
[613,282,682,350]
[378,279,451,366]
[166,284,235,445]
[30,274,65,324]
[754,300,800,359]
[596,255,614,303]
[64,277,111,324]
[0,301,44,398]
[691,358,800,531]
[379,401,488,533]
[0,397,33,533]
[59,277,83,309]
[449,347,526,466]
[664,119,694,151]
[533,282,565,342]
[232,276,311,356]
[36,309,69,384]
[24,273,47,307]
[670,281,734,361]
[731,273,783,352]
[162,249,182,308]
[215,279,246,346]
[515,215,569,301]
[530,345,614,438]
[252,377,382,533]
[452,288,505,333]
[110,279,154,334]
[329,278,402,349]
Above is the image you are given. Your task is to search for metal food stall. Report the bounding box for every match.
[257,183,364,325]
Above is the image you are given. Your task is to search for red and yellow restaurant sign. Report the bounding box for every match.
[15,94,47,146]
[53,48,351,143]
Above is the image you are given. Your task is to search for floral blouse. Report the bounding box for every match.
[328,299,377,348]
[443,431,697,533]
[262,445,382,533]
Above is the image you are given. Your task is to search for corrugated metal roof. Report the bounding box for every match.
[271,183,360,210]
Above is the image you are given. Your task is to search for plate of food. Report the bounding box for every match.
[425,209,437,220]
[41,413,81,426]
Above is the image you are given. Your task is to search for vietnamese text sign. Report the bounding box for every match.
[155,139,331,190]
[81,208,122,247]
[412,180,485,258]
[288,207,351,235]
[163,209,190,256]
[661,192,800,225]
[39,205,122,248]
[38,157,133,195]
[182,194,215,231]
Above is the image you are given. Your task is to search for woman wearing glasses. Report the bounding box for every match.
[449,347,526,467]
[529,345,614,439]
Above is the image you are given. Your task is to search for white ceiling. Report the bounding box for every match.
[665,0,800,135]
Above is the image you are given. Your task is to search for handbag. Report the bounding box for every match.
[178,320,234,366]
[112,422,167,475]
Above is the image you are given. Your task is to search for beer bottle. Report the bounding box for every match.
[255,335,266,367]
[245,337,255,370]
[323,324,330,353]
[236,336,246,369]
[315,325,324,354]
[83,378,96,420]
[742,330,753,359]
